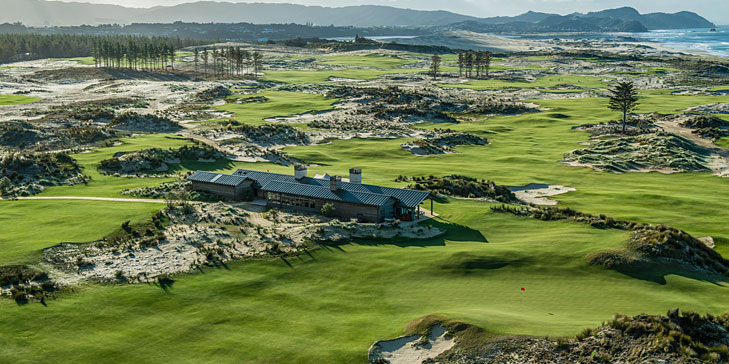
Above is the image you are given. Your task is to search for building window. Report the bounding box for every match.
[269,193,316,209]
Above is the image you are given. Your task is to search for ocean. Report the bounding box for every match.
[634,26,729,58]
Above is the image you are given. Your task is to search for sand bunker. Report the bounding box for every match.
[369,324,454,364]
[509,183,576,206]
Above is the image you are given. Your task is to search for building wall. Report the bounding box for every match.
[328,199,382,223]
[191,181,252,200]
[265,191,385,222]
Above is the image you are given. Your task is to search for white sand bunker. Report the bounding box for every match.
[369,325,454,364]
[509,183,576,206]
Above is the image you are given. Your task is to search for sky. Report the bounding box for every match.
[55,0,729,24]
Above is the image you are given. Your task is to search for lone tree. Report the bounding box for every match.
[608,81,639,134]
[430,54,441,80]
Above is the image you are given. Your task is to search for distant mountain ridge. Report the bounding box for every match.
[0,0,715,32]
[462,6,715,33]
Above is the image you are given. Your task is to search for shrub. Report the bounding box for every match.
[321,203,336,217]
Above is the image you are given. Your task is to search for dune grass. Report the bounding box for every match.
[0,94,41,105]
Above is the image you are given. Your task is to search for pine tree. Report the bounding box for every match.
[608,81,639,134]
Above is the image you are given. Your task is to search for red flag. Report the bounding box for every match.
[521,288,526,292]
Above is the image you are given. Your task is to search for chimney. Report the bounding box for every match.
[349,168,362,184]
[294,164,307,180]
[330,175,342,191]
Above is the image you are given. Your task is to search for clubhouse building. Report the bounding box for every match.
[188,166,432,223]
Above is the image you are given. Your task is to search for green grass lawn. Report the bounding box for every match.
[2,200,728,363]
[40,134,195,198]
[0,94,41,105]
[216,91,338,125]
[3,71,729,363]
[0,200,163,265]
[263,68,414,84]
[439,75,609,91]
[318,54,418,69]
[282,93,729,257]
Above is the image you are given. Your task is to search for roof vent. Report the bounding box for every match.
[330,175,342,191]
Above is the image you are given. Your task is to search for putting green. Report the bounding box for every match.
[0,94,41,105]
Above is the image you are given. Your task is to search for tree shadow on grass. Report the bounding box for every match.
[438,252,534,275]
[280,256,293,268]
[153,276,175,292]
[429,218,488,243]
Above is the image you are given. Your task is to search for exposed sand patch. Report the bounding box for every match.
[509,183,576,206]
[698,236,716,249]
[369,324,454,364]
[656,119,729,177]
[686,103,729,114]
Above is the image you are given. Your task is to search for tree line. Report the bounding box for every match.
[0,33,95,64]
[92,37,185,71]
[457,50,492,79]
[429,50,493,81]
[0,33,203,66]
[193,46,263,78]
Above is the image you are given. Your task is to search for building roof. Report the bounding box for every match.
[261,181,393,207]
[233,168,430,208]
[187,171,250,187]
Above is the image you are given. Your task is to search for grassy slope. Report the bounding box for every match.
[1,67,729,363]
[40,134,194,198]
[439,75,608,90]
[0,94,41,105]
[264,54,427,83]
[0,200,163,265]
[318,54,417,68]
[4,200,728,364]
[215,91,337,126]
[284,93,729,257]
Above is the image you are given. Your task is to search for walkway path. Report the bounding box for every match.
[1,196,166,203]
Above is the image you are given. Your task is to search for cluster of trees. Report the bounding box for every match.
[193,46,263,78]
[457,50,492,79]
[92,37,182,70]
[0,34,95,64]
[0,33,201,66]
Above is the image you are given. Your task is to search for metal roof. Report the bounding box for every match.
[261,181,393,207]
[187,171,250,187]
[233,168,430,208]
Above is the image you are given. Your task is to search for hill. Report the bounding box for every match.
[466,6,714,32]
[0,1,714,31]
[0,0,477,27]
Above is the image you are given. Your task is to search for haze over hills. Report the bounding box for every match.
[0,0,716,31]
